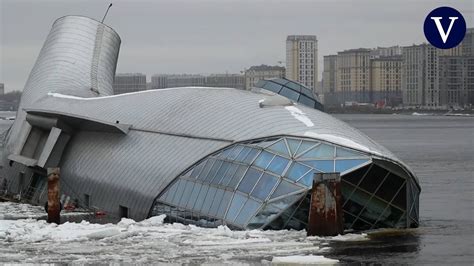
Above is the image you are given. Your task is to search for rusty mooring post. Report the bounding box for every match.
[307,172,343,236]
[47,168,60,224]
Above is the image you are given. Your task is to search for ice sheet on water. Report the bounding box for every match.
[0,202,352,264]
[272,255,339,264]
[0,202,44,219]
[307,233,369,242]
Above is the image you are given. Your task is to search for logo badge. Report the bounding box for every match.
[423,6,466,49]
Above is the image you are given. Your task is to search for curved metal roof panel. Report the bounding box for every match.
[29,87,398,161]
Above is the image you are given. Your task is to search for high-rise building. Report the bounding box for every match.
[438,28,474,107]
[322,55,337,105]
[335,48,372,103]
[370,56,403,106]
[113,73,146,95]
[402,44,440,107]
[323,47,403,106]
[286,35,318,92]
[244,65,285,90]
[322,55,337,94]
[0,83,4,95]
[401,29,474,108]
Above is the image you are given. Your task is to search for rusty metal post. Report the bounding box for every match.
[307,173,343,236]
[47,168,60,224]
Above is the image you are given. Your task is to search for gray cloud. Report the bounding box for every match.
[1,0,472,92]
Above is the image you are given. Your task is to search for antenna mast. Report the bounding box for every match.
[101,3,113,23]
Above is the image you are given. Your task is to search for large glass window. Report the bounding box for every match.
[280,87,300,101]
[152,136,416,231]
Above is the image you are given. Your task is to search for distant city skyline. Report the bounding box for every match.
[1,0,473,92]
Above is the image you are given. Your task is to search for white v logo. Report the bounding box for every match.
[430,16,459,43]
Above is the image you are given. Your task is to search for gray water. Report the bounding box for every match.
[334,114,474,264]
[0,112,473,264]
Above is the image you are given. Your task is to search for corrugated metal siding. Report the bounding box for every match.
[58,130,228,219]
[29,88,397,159]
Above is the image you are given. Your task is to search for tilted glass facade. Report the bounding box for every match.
[254,78,324,111]
[151,136,419,230]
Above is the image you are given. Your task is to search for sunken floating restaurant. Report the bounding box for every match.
[0,16,420,231]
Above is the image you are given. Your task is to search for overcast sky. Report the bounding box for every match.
[0,0,472,92]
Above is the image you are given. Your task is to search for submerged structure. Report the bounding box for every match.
[0,16,420,231]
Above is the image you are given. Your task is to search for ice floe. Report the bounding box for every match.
[0,202,366,264]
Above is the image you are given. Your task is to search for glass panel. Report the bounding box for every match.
[209,188,225,217]
[359,164,387,193]
[225,193,247,222]
[263,193,306,230]
[280,87,300,101]
[303,160,335,172]
[285,81,302,92]
[267,140,290,157]
[300,144,335,159]
[228,165,248,189]
[235,199,261,225]
[336,147,364,158]
[242,148,259,164]
[171,179,186,205]
[286,138,301,157]
[362,196,391,224]
[162,181,178,203]
[227,145,244,161]
[190,161,206,178]
[248,202,282,229]
[238,168,262,194]
[159,190,169,202]
[263,81,283,93]
[218,148,232,159]
[374,204,404,228]
[273,78,290,86]
[205,160,223,183]
[197,159,215,180]
[251,173,279,200]
[341,164,370,186]
[212,161,231,185]
[300,87,314,98]
[295,140,318,156]
[200,186,217,215]
[345,188,373,217]
[219,163,238,186]
[266,155,290,175]
[270,179,303,199]
[298,171,316,187]
[193,185,209,211]
[217,190,233,218]
[298,94,315,107]
[392,182,407,209]
[179,180,195,207]
[286,162,311,181]
[254,140,277,148]
[235,146,252,162]
[255,80,267,88]
[375,172,405,203]
[186,182,202,209]
[253,151,274,169]
[335,159,369,173]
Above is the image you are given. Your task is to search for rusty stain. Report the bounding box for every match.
[47,168,60,224]
[307,173,344,236]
